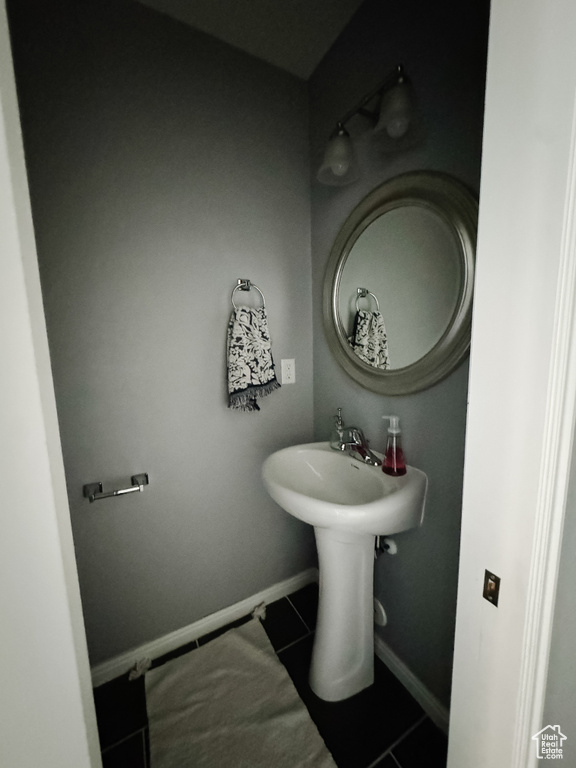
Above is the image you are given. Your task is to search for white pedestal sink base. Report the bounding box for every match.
[262,442,428,702]
[309,526,375,702]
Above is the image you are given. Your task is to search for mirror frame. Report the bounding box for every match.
[323,171,478,395]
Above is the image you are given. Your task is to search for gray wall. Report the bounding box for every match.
[309,0,489,705]
[9,0,315,665]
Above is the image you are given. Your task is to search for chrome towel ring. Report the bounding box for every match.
[356,287,380,312]
[231,278,266,309]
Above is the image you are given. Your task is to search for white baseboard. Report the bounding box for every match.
[91,567,319,688]
[374,634,450,734]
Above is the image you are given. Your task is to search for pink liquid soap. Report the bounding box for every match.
[382,441,406,476]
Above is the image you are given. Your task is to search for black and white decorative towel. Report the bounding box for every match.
[227,306,281,411]
[350,310,390,369]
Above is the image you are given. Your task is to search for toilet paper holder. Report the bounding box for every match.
[83,473,149,503]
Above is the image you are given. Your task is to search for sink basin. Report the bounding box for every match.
[262,441,428,702]
[262,441,427,535]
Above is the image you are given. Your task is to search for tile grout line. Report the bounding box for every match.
[286,594,314,633]
[363,714,428,768]
[142,728,149,768]
[275,628,313,655]
[101,725,148,755]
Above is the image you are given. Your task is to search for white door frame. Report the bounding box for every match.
[0,3,100,766]
[449,0,576,766]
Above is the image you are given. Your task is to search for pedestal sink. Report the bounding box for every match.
[262,441,427,702]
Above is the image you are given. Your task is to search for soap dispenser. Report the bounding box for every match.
[382,415,406,476]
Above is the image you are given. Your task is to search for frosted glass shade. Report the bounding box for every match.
[373,79,423,153]
[316,128,360,186]
[374,80,412,138]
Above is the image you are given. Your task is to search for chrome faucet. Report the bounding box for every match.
[330,408,382,467]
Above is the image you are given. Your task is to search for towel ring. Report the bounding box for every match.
[356,287,380,312]
[231,279,266,309]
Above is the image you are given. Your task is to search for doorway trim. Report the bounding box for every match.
[448,0,576,764]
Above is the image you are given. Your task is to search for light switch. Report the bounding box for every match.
[483,569,501,606]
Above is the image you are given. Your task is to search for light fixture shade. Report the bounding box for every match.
[316,125,360,186]
[373,78,422,152]
[374,79,412,136]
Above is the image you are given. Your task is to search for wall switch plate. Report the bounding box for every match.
[281,358,295,384]
[483,569,501,606]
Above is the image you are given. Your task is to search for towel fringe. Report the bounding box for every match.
[228,378,281,411]
[251,601,267,621]
[129,657,152,681]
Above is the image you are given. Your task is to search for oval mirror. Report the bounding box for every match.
[323,171,478,395]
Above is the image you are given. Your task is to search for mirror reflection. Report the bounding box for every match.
[347,287,390,369]
[323,171,478,395]
[340,205,462,369]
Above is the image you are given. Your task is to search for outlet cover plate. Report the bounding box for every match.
[281,358,295,384]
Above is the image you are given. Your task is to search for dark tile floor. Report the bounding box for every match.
[94,583,448,768]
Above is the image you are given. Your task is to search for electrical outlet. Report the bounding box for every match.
[281,358,295,384]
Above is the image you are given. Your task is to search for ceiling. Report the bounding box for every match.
[136,0,366,80]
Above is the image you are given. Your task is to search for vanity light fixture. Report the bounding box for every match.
[316,64,418,187]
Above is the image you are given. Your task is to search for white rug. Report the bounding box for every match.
[146,619,337,768]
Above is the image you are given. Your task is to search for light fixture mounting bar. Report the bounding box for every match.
[337,64,406,129]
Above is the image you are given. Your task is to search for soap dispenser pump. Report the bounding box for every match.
[382,415,406,476]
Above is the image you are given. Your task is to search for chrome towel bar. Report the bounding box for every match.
[83,473,149,503]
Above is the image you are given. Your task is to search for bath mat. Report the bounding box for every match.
[146,619,337,768]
